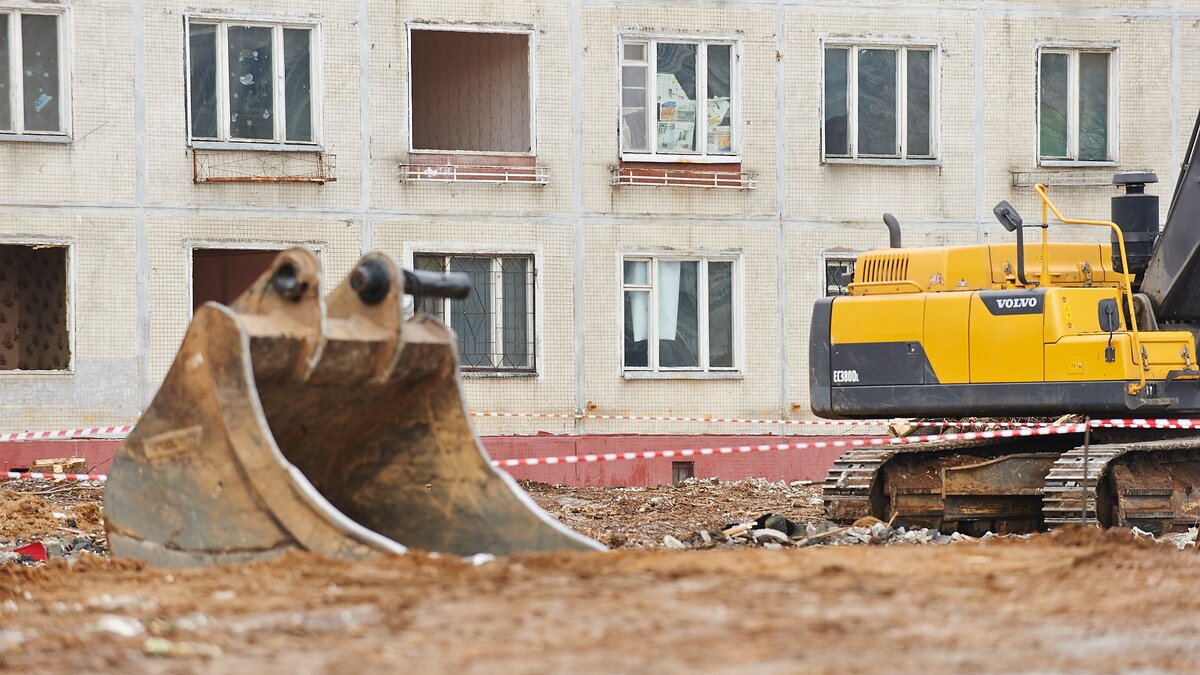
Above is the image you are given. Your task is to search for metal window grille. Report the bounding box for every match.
[413,254,535,374]
[825,256,857,297]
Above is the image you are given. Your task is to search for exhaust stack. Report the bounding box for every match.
[1111,172,1159,281]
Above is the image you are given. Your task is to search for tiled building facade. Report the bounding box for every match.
[1,0,1197,436]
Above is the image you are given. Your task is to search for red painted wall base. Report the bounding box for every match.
[0,434,862,488]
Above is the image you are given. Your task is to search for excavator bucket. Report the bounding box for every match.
[105,248,602,566]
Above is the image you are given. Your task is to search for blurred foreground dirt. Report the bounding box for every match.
[1,478,1198,673]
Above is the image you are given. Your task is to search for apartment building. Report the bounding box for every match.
[1,0,1198,437]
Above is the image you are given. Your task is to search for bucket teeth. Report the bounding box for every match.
[105,248,602,567]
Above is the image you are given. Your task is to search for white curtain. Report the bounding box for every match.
[658,261,681,341]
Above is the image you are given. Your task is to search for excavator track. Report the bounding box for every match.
[1043,436,1200,534]
[825,431,1200,534]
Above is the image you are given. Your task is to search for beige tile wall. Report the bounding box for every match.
[2,0,1197,433]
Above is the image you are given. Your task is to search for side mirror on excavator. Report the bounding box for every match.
[993,200,1023,232]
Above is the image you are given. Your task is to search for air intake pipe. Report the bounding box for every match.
[882,213,902,248]
[1111,172,1159,281]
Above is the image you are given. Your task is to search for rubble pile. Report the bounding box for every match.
[665,514,1032,550]
[1131,526,1198,551]
[0,480,108,566]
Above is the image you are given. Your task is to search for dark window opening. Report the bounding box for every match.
[672,461,695,485]
[192,248,278,311]
[409,29,531,153]
[0,244,69,371]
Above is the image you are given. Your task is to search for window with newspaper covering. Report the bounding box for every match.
[619,36,738,162]
[413,254,536,374]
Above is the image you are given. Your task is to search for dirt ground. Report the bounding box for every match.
[2,478,1200,674]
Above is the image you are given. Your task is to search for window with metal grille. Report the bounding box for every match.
[0,244,69,371]
[413,254,536,374]
[1038,47,1116,164]
[0,9,68,136]
[622,256,737,372]
[822,42,937,161]
[824,254,857,297]
[186,18,319,146]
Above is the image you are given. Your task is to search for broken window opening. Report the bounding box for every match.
[824,254,859,297]
[0,10,67,136]
[409,28,532,154]
[191,248,279,311]
[187,19,318,146]
[0,245,69,371]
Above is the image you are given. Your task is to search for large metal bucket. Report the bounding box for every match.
[104,248,601,566]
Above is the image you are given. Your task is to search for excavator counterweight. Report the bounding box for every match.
[104,248,602,567]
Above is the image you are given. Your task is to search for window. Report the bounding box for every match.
[0,10,67,136]
[619,36,738,161]
[0,244,69,371]
[824,254,858,297]
[191,248,279,311]
[1038,48,1115,163]
[623,257,737,372]
[408,28,532,154]
[823,43,936,161]
[187,18,318,146]
[413,254,535,373]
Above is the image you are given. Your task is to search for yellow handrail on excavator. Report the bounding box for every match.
[1033,183,1147,396]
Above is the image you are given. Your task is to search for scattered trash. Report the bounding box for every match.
[91,615,144,638]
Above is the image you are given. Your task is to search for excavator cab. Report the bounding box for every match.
[105,248,601,566]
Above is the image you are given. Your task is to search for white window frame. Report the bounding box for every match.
[620,254,741,377]
[184,241,325,318]
[820,37,940,164]
[1036,43,1119,167]
[0,5,71,141]
[0,238,75,375]
[822,250,861,297]
[617,33,741,163]
[405,23,537,157]
[407,248,540,377]
[184,14,323,151]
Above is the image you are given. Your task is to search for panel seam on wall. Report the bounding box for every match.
[133,0,150,408]
[571,0,586,433]
[359,0,373,253]
[775,0,789,431]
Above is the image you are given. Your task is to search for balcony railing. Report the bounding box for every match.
[610,165,756,190]
[192,150,336,184]
[399,163,549,185]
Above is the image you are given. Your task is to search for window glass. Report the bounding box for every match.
[707,261,734,369]
[624,43,645,61]
[227,26,274,140]
[656,42,697,153]
[1039,52,1069,159]
[1078,52,1109,161]
[706,44,732,154]
[624,260,649,285]
[501,258,530,368]
[21,14,59,132]
[906,50,932,157]
[624,289,650,368]
[857,48,897,156]
[283,28,312,143]
[621,63,649,152]
[449,257,492,368]
[0,14,10,131]
[188,23,219,139]
[823,48,849,156]
[658,260,699,368]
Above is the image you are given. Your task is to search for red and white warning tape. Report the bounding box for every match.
[489,422,1092,468]
[4,471,106,482]
[0,425,133,443]
[1093,418,1200,429]
[469,411,888,426]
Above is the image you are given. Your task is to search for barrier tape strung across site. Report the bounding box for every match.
[0,426,133,443]
[4,471,106,482]
[469,411,1060,428]
[489,422,1093,468]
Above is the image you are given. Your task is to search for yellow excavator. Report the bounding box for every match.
[812,114,1200,535]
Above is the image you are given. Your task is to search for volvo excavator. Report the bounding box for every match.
[812,112,1200,535]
